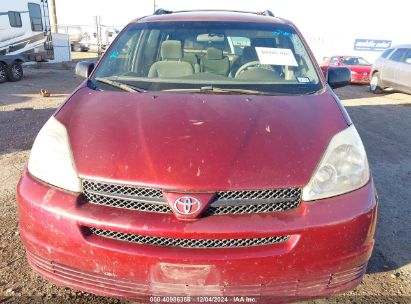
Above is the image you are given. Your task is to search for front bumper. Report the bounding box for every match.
[17,170,378,302]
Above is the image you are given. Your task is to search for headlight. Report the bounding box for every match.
[351,71,357,75]
[302,125,369,201]
[28,117,81,192]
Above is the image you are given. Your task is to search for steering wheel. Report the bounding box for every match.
[234,61,263,78]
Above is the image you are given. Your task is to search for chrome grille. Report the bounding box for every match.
[208,188,301,215]
[89,227,289,248]
[83,180,162,198]
[216,188,300,200]
[82,180,171,213]
[83,192,171,213]
[206,199,300,215]
[82,180,301,215]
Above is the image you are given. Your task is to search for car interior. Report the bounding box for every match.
[147,40,194,78]
[144,36,310,82]
[97,24,319,89]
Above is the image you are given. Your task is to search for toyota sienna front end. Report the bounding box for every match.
[17,10,377,303]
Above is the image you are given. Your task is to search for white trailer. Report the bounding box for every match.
[0,0,54,83]
[81,26,120,52]
[57,25,91,51]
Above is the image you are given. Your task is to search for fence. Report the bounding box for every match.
[56,22,123,54]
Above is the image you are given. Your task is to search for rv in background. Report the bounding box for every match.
[0,0,54,83]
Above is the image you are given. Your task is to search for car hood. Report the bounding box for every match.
[56,85,348,191]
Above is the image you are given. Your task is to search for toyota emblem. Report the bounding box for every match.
[173,196,202,215]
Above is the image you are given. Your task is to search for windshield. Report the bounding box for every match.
[92,21,322,95]
[341,56,370,66]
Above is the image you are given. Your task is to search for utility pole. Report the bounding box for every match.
[94,16,103,57]
[154,0,157,12]
[48,0,58,33]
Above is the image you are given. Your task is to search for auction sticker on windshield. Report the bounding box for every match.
[297,76,310,83]
[255,47,298,66]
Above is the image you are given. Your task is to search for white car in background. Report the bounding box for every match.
[370,45,411,94]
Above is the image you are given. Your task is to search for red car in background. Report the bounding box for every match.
[321,56,372,84]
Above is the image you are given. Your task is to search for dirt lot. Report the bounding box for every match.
[0,60,410,304]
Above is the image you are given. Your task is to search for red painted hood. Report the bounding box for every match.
[56,86,347,191]
[347,65,372,73]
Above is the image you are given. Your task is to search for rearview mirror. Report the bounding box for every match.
[75,61,95,78]
[327,67,351,89]
[197,33,225,42]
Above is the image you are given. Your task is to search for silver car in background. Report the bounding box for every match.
[370,45,411,94]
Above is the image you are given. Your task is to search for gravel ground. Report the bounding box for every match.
[0,61,410,304]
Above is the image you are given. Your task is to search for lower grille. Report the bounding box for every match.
[88,227,289,249]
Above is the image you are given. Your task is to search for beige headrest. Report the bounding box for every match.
[207,47,223,60]
[161,40,183,60]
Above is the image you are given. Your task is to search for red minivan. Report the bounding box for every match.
[17,9,377,303]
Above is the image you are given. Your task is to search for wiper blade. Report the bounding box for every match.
[200,86,269,95]
[164,86,269,95]
[302,89,322,95]
[94,77,146,93]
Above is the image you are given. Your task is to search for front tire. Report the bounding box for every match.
[0,62,7,83]
[370,72,383,94]
[7,62,23,82]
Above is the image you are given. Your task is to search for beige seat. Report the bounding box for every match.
[200,47,230,76]
[183,52,200,73]
[148,40,194,78]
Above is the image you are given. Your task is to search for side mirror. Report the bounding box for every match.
[327,66,351,89]
[75,61,95,78]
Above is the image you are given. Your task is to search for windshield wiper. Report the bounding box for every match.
[164,86,270,95]
[302,89,323,95]
[94,77,146,93]
[201,86,270,95]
